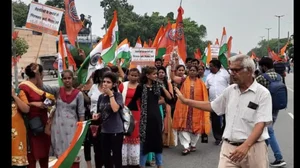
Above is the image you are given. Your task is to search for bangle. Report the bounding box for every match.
[109,95,114,98]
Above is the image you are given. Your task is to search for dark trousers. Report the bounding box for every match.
[12,166,26,168]
[210,113,226,141]
[84,128,92,161]
[101,133,124,168]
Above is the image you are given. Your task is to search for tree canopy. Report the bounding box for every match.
[247,35,293,59]
[12,0,28,27]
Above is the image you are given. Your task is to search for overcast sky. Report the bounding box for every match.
[22,0,293,54]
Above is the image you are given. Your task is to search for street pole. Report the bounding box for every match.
[265,28,271,44]
[88,15,93,48]
[275,15,284,53]
[12,5,18,89]
[260,36,264,41]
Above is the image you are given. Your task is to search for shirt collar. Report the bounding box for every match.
[234,80,258,93]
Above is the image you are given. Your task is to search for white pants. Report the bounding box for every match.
[178,131,200,149]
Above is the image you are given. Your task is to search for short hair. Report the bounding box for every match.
[192,58,200,64]
[209,59,222,69]
[155,58,162,63]
[185,57,193,63]
[229,54,255,73]
[129,68,140,74]
[259,57,274,69]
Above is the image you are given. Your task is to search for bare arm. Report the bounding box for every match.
[109,95,121,113]
[162,86,172,100]
[170,71,182,85]
[174,87,212,111]
[243,122,266,147]
[117,59,125,79]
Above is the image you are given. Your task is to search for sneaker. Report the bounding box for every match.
[215,140,222,145]
[270,160,286,167]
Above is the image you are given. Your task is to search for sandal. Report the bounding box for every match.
[182,148,190,155]
[190,146,196,152]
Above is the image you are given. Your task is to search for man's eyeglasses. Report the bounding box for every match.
[228,67,245,74]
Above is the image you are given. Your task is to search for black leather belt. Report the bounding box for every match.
[223,139,244,146]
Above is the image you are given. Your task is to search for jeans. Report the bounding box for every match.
[140,144,162,166]
[265,110,283,161]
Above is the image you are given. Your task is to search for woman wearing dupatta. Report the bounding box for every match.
[12,87,30,168]
[157,67,175,147]
[39,70,85,168]
[171,64,211,155]
[18,63,54,168]
[127,66,172,168]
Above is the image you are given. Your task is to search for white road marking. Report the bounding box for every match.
[288,113,294,119]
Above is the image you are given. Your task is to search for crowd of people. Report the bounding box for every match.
[12,53,289,168]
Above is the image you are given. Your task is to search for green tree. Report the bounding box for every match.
[100,0,208,57]
[247,38,289,58]
[14,37,29,57]
[12,0,29,27]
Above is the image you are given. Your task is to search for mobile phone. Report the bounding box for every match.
[44,98,52,106]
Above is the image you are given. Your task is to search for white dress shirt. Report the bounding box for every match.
[211,80,273,142]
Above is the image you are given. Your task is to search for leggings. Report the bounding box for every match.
[101,133,124,168]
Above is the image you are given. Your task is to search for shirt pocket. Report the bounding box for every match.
[241,107,256,123]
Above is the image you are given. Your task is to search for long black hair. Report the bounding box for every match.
[157,66,169,90]
[25,63,43,79]
[140,66,157,84]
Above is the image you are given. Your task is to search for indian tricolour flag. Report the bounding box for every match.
[53,120,90,168]
[110,38,130,65]
[218,27,229,69]
[57,31,68,86]
[77,11,118,84]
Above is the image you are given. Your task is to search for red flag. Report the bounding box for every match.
[66,45,77,71]
[64,0,82,46]
[194,48,202,60]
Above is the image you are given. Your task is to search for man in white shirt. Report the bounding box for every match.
[206,60,230,145]
[175,54,272,168]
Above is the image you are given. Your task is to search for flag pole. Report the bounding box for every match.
[180,0,182,6]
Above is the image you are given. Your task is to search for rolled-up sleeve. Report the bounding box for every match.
[115,93,124,110]
[76,92,85,117]
[211,90,227,116]
[42,84,59,97]
[255,92,273,125]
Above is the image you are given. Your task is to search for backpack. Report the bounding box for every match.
[262,73,288,110]
[120,82,135,136]
[273,62,286,75]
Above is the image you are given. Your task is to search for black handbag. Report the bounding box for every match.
[28,116,45,136]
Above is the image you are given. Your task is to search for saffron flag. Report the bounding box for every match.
[64,0,82,46]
